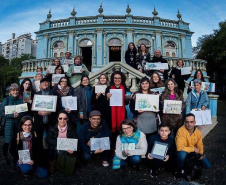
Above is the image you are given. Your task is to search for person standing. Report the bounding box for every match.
[125,42,137,69]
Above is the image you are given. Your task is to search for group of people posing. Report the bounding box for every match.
[0,46,210,180]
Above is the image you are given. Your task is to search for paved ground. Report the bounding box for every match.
[0,101,225,185]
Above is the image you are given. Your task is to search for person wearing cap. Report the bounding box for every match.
[67,55,89,86]
[186,79,209,114]
[60,51,73,66]
[33,78,56,148]
[78,110,111,167]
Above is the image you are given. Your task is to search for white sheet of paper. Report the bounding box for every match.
[52,74,65,84]
[90,137,110,151]
[181,67,192,75]
[18,150,31,163]
[110,89,123,106]
[74,66,83,73]
[152,143,167,156]
[5,103,28,114]
[146,63,169,70]
[122,143,136,151]
[202,82,215,92]
[47,66,56,74]
[135,94,159,111]
[191,110,212,125]
[95,85,107,93]
[57,138,78,151]
[62,65,69,72]
[61,96,77,110]
[64,59,74,65]
[163,100,182,114]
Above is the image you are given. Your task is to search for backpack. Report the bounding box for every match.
[184,152,203,181]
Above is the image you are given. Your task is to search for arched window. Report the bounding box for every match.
[108,38,121,46]
[79,39,92,47]
[138,39,151,47]
[53,41,64,57]
[164,41,176,57]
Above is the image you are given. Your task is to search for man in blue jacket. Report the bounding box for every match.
[78,110,111,167]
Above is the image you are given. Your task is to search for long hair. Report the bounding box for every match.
[176,59,184,67]
[126,42,137,53]
[19,78,34,95]
[139,43,148,55]
[150,72,164,88]
[80,76,90,87]
[54,65,65,74]
[110,71,126,88]
[163,78,182,97]
[97,73,110,86]
[120,119,137,136]
[139,76,150,92]
[194,69,205,82]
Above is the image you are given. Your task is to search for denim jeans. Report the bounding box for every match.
[120,155,141,166]
[17,162,48,178]
[177,151,211,170]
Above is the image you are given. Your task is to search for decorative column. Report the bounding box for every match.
[67,30,74,54]
[96,29,103,66]
[126,29,133,45]
[65,34,69,52]
[161,35,164,56]
[74,33,78,55]
[133,33,136,45]
[48,36,51,57]
[103,32,107,65]
[123,32,126,62]
[155,30,162,52]
[130,75,138,92]
[178,37,182,58]
[93,32,97,66]
[180,34,187,58]
[43,34,48,58]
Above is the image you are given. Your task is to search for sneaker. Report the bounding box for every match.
[102,161,109,167]
[150,169,158,178]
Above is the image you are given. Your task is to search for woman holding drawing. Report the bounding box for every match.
[91,74,110,126]
[136,44,151,75]
[66,55,89,86]
[185,79,209,114]
[48,110,77,175]
[0,83,24,166]
[113,119,147,170]
[46,65,65,88]
[19,78,35,117]
[16,116,48,178]
[129,77,158,140]
[169,59,191,92]
[160,79,185,137]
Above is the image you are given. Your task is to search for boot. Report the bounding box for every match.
[49,161,55,175]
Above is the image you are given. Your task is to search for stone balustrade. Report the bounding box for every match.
[40,15,189,30]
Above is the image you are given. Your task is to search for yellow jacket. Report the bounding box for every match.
[175,125,204,154]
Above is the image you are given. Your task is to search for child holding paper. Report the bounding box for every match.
[147,123,175,178]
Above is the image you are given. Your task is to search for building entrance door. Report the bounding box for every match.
[109,46,121,62]
[80,47,92,71]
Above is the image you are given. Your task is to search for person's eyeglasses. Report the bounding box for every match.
[91,118,101,121]
[114,77,121,80]
[122,126,132,131]
[61,81,67,83]
[23,124,32,127]
[58,117,67,120]
[56,68,62,70]
[82,79,89,82]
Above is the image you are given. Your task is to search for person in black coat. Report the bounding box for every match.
[169,59,191,92]
[16,116,48,178]
[147,123,176,178]
[150,50,170,82]
[125,42,137,69]
[48,110,77,174]
[33,78,56,148]
[136,44,151,74]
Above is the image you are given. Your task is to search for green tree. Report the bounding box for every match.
[196,20,226,85]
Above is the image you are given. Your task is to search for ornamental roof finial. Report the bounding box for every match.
[152,6,158,16]
[46,9,52,21]
[126,5,131,14]
[71,7,77,17]
[98,3,103,14]
[177,9,182,20]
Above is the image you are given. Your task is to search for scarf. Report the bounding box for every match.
[20,131,33,156]
[57,85,70,96]
[176,66,182,70]
[84,86,92,115]
[111,84,125,132]
[58,124,68,138]
[112,129,141,169]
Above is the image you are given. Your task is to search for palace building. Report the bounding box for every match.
[35,5,193,72]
